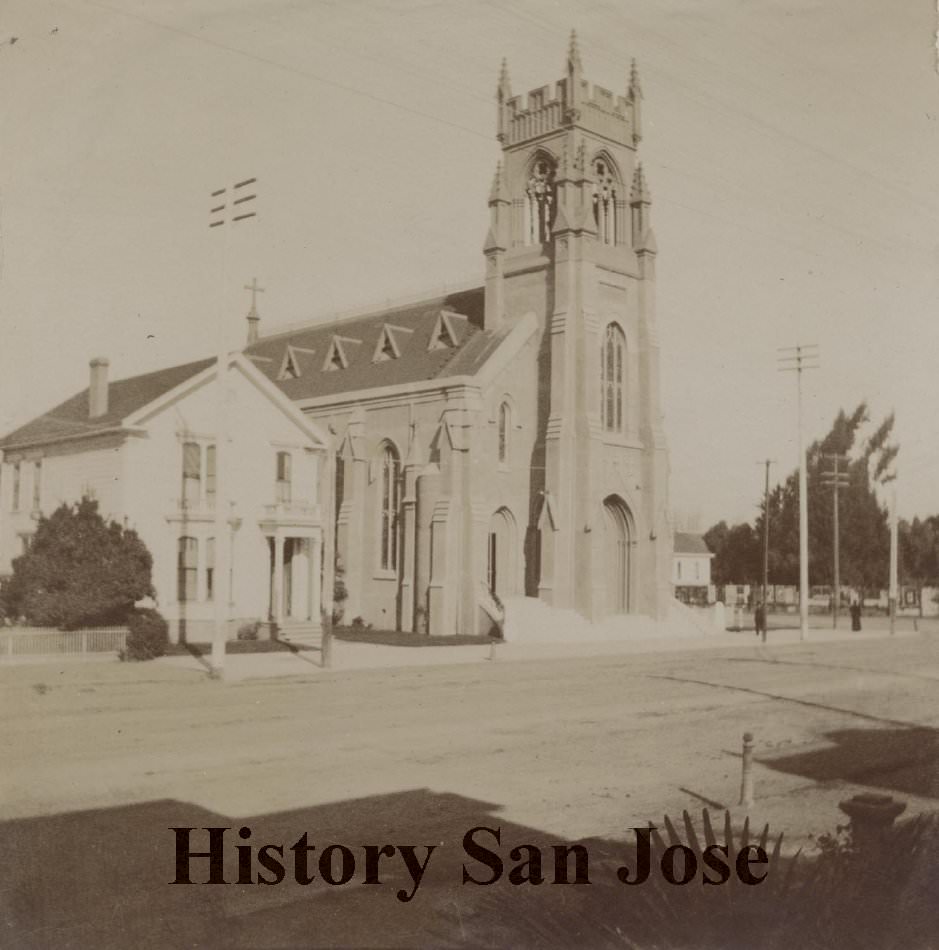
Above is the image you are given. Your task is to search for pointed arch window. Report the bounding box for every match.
[526,157,556,245]
[592,158,618,246]
[497,401,510,465]
[378,444,400,572]
[601,323,626,433]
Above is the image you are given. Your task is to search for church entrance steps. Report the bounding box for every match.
[501,596,721,644]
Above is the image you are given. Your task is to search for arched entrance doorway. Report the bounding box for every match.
[602,496,632,614]
[487,507,518,600]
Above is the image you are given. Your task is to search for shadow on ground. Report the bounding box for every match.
[760,726,939,800]
[3,789,938,949]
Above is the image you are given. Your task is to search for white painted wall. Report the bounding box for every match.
[672,553,711,587]
[0,362,325,640]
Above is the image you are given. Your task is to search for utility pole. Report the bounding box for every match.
[883,472,898,636]
[779,344,819,641]
[821,454,850,628]
[208,177,258,679]
[756,459,776,639]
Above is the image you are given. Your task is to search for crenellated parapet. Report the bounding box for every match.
[500,79,637,149]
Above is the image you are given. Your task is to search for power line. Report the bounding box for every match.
[77,0,494,143]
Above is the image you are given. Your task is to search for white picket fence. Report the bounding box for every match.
[0,626,128,659]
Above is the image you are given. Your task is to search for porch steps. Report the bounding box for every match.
[275,621,322,646]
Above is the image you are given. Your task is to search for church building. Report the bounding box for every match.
[244,34,672,637]
[0,35,673,641]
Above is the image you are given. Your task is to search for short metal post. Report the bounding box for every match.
[739,731,755,807]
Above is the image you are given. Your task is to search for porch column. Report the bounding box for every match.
[310,532,322,624]
[272,533,285,625]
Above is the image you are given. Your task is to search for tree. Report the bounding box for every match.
[705,404,898,590]
[5,498,154,629]
[900,516,939,592]
[704,520,761,585]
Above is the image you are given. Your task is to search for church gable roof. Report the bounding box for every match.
[0,358,216,451]
[246,287,493,399]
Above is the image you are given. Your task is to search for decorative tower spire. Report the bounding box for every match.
[488,160,508,205]
[630,163,654,255]
[567,29,583,74]
[630,162,650,203]
[565,29,583,123]
[628,58,643,144]
[484,160,510,330]
[496,58,513,143]
[498,57,512,100]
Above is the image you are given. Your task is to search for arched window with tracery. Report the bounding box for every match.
[592,158,618,246]
[601,323,626,433]
[525,157,556,245]
[378,443,400,572]
[497,401,510,465]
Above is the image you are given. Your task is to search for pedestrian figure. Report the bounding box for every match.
[755,602,767,641]
[850,600,862,632]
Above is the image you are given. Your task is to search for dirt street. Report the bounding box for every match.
[3,631,938,948]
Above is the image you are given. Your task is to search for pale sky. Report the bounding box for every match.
[1,0,937,528]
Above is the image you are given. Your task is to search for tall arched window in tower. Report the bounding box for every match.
[378,443,400,572]
[592,158,617,246]
[498,401,510,465]
[601,323,626,433]
[525,157,556,245]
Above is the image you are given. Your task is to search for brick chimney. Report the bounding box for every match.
[89,357,109,418]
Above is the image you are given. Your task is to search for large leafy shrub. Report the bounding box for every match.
[5,498,153,629]
[121,608,168,661]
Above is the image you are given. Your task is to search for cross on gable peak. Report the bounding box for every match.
[244,277,266,316]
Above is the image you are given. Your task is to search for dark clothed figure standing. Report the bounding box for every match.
[755,603,767,641]
[850,602,862,632]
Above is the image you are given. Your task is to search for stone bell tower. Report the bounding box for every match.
[484,32,672,622]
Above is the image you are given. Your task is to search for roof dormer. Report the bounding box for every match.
[428,311,465,351]
[372,324,415,363]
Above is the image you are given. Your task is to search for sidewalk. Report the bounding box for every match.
[154,619,931,682]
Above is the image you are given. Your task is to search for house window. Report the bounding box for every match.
[498,402,510,465]
[600,323,626,433]
[32,460,42,511]
[182,442,201,506]
[11,462,20,512]
[378,444,400,572]
[205,445,216,506]
[276,451,292,503]
[206,537,215,601]
[177,537,198,602]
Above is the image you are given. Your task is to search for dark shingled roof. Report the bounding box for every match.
[674,532,713,556]
[245,287,497,400]
[0,357,216,450]
[1,287,503,452]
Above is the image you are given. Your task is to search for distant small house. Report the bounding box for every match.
[672,532,714,605]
